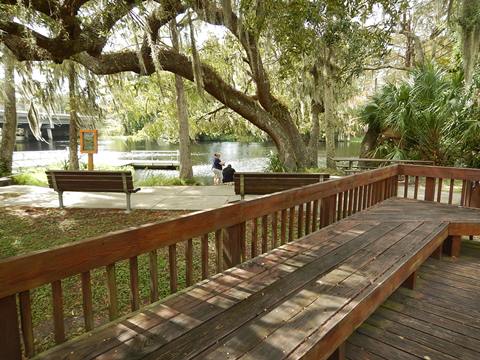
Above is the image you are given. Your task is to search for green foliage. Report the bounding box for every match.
[12,170,48,187]
[359,63,480,167]
[135,175,202,186]
[305,167,345,176]
[264,151,287,173]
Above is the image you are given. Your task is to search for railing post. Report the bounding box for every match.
[320,195,336,228]
[223,222,246,268]
[424,177,435,201]
[0,295,22,360]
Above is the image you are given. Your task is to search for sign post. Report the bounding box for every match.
[79,129,98,171]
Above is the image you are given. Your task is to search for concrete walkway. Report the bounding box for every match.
[0,185,258,211]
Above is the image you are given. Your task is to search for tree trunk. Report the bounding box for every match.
[307,100,322,168]
[460,0,480,89]
[323,52,336,170]
[0,45,17,176]
[170,20,193,180]
[359,125,379,158]
[67,61,80,170]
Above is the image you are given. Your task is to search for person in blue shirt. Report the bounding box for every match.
[212,153,224,185]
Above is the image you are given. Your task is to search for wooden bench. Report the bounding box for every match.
[46,170,140,212]
[234,172,330,199]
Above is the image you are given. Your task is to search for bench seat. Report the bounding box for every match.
[46,170,140,211]
[37,201,451,360]
[234,172,330,199]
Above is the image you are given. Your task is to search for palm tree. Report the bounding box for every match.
[359,63,472,166]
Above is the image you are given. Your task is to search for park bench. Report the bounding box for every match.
[45,170,140,212]
[234,172,330,199]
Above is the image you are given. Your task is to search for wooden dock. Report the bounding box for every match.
[1,164,480,359]
[125,150,180,170]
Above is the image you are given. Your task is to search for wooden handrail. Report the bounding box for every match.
[399,164,480,181]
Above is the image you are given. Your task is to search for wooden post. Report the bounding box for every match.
[320,195,336,228]
[424,177,435,201]
[443,235,461,258]
[430,245,442,260]
[87,153,94,170]
[0,295,22,360]
[328,343,346,360]
[223,222,246,268]
[401,271,416,290]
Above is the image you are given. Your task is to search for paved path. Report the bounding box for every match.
[0,185,258,210]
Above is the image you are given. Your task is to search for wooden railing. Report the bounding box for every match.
[1,164,479,359]
[398,164,480,206]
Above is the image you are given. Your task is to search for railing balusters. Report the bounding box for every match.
[281,209,287,244]
[361,186,366,208]
[129,257,140,311]
[337,192,343,221]
[348,189,354,216]
[312,200,319,231]
[413,176,419,199]
[251,218,258,258]
[297,204,304,238]
[272,212,279,247]
[106,264,118,320]
[436,178,443,202]
[288,207,295,242]
[81,271,94,331]
[19,290,34,357]
[448,179,454,204]
[261,215,268,253]
[352,187,358,214]
[403,175,409,198]
[185,239,193,286]
[342,191,348,218]
[201,234,209,280]
[215,230,223,273]
[149,250,159,302]
[51,280,65,344]
[168,245,177,293]
[358,186,364,211]
[305,203,311,235]
[460,179,467,206]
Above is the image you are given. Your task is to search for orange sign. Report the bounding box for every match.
[80,129,98,154]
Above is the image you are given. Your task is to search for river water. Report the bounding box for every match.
[13,138,361,179]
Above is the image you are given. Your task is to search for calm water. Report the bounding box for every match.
[13,138,361,180]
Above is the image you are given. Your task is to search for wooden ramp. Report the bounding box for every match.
[35,199,480,360]
[347,240,480,360]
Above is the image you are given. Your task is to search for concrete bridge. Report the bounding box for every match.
[0,109,70,140]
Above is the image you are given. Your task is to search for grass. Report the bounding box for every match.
[11,166,206,187]
[135,174,203,186]
[0,207,188,352]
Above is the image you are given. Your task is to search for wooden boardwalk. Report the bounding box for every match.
[3,164,480,360]
[347,240,480,360]
[36,198,480,359]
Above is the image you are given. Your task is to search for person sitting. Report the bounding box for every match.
[222,164,236,183]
